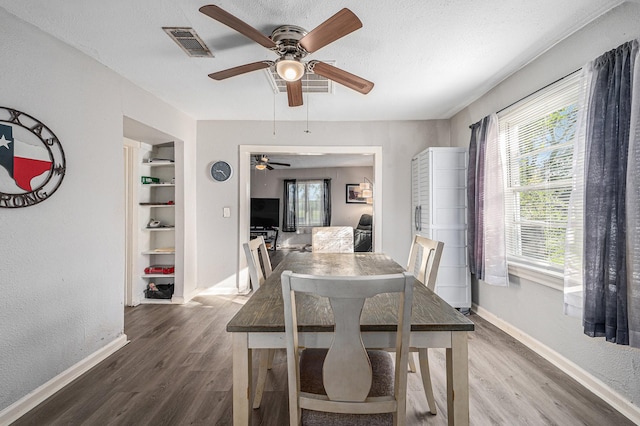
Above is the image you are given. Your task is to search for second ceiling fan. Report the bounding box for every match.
[199,5,374,107]
[254,155,290,170]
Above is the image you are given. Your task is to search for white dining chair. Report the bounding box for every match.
[406,235,444,415]
[243,236,273,291]
[281,271,414,426]
[242,236,275,409]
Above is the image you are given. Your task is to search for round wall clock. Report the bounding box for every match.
[210,160,232,182]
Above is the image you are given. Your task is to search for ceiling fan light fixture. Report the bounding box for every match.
[255,163,267,170]
[276,57,305,82]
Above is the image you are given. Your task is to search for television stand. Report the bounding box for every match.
[250,226,279,251]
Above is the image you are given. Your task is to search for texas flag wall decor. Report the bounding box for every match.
[0,107,66,208]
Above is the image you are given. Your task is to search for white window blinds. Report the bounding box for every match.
[499,72,581,270]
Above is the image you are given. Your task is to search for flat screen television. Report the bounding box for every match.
[250,198,280,228]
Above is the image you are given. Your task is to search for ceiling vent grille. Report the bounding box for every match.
[266,61,335,94]
[163,27,213,57]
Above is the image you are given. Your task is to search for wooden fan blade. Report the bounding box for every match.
[208,61,273,80]
[286,80,303,107]
[310,61,374,94]
[268,162,291,167]
[299,8,362,53]
[199,5,276,49]
[266,164,274,171]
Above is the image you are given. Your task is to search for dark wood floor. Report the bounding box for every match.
[13,291,633,425]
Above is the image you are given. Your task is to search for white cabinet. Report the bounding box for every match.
[138,142,177,303]
[411,147,470,309]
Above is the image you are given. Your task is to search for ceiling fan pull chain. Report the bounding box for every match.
[273,92,276,136]
[305,88,311,133]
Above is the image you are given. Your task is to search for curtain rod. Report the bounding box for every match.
[468,68,582,129]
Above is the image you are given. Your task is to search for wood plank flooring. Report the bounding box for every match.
[12,292,633,425]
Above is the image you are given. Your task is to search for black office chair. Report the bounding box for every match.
[354,214,373,252]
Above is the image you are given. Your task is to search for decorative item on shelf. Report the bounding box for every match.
[144,265,175,275]
[141,176,160,184]
[139,202,174,206]
[359,177,373,204]
[147,158,174,163]
[145,282,174,299]
[148,218,161,228]
[147,247,176,254]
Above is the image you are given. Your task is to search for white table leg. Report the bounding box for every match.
[446,331,469,426]
[418,348,437,415]
[233,332,252,426]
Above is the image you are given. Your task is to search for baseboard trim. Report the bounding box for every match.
[472,304,640,424]
[0,334,129,425]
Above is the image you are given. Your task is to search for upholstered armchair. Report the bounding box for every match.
[354,214,372,252]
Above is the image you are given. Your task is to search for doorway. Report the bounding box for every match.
[237,144,383,293]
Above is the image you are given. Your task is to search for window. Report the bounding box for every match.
[499,73,581,271]
[283,179,331,231]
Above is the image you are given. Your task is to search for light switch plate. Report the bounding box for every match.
[223,207,231,218]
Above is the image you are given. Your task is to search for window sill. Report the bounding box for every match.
[507,262,564,291]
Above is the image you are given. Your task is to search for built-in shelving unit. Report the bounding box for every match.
[138,142,177,304]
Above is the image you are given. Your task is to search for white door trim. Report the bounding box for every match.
[123,137,140,306]
[237,145,383,293]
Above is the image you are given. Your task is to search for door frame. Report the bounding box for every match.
[237,144,383,293]
[123,137,140,306]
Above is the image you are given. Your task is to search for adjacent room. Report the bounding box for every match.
[1,1,639,425]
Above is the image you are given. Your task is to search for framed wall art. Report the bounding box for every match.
[345,183,366,204]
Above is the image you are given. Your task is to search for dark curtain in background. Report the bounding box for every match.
[322,178,331,226]
[282,179,297,232]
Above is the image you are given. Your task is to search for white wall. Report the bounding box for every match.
[196,120,450,290]
[250,166,373,247]
[449,1,640,411]
[0,8,196,414]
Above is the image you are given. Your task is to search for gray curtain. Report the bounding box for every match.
[283,179,297,232]
[322,178,331,226]
[582,41,638,345]
[467,116,489,279]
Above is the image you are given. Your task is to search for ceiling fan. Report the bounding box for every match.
[199,5,374,107]
[254,155,290,170]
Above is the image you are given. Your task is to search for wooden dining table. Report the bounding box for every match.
[226,252,475,425]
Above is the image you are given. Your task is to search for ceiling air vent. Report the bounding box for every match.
[266,61,335,94]
[163,27,213,57]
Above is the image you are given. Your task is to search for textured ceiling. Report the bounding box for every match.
[0,0,624,122]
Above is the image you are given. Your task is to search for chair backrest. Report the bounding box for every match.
[242,236,272,291]
[356,214,373,231]
[312,226,354,253]
[407,235,444,290]
[281,271,414,425]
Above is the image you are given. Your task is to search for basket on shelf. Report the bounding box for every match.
[145,282,174,299]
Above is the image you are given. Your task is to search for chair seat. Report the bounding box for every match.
[299,348,394,426]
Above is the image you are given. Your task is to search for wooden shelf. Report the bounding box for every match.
[140,298,174,305]
[142,162,175,167]
[142,183,175,187]
[142,274,175,278]
[143,227,175,231]
[142,250,176,255]
[139,204,175,208]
